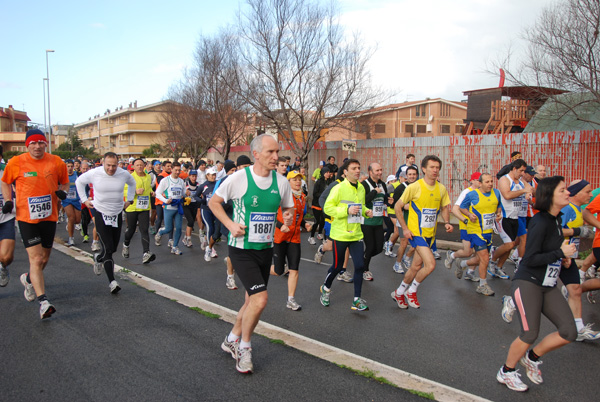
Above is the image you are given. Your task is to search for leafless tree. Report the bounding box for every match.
[227,0,385,167]
[492,0,600,125]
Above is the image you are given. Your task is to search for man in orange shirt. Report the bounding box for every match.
[1,129,69,319]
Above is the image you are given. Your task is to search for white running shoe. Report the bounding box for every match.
[496,368,528,392]
[142,252,156,264]
[200,236,208,251]
[20,273,36,302]
[432,250,441,260]
[307,236,316,245]
[363,270,373,281]
[520,353,543,384]
[393,261,405,274]
[39,300,56,319]
[501,295,516,323]
[236,347,253,374]
[286,297,302,311]
[167,239,174,248]
[444,250,454,269]
[91,241,101,252]
[226,276,238,290]
[154,233,162,246]
[0,264,9,287]
[210,248,218,258]
[66,237,75,247]
[576,323,600,341]
[336,271,353,283]
[93,255,103,276]
[204,248,212,262]
[171,246,183,255]
[122,244,130,258]
[109,280,121,294]
[314,245,324,264]
[316,233,324,240]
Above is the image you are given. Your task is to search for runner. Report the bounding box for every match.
[360,162,392,281]
[122,158,156,264]
[581,190,600,303]
[79,161,94,244]
[319,159,373,311]
[62,159,82,246]
[395,153,419,179]
[272,170,312,311]
[1,129,69,318]
[0,145,16,288]
[76,152,136,294]
[391,155,452,309]
[181,170,202,248]
[307,167,333,245]
[198,167,218,261]
[383,175,399,258]
[391,168,418,273]
[149,160,161,234]
[446,172,481,277]
[276,157,289,177]
[154,161,185,255]
[153,160,173,244]
[458,173,502,295]
[496,176,577,392]
[210,134,293,374]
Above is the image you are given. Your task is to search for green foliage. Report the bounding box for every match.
[189,307,221,319]
[142,143,163,158]
[54,129,99,160]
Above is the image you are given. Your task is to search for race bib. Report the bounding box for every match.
[347,203,363,224]
[170,186,183,199]
[136,195,150,210]
[512,199,522,211]
[248,212,275,243]
[420,208,437,228]
[372,200,384,217]
[542,260,561,287]
[519,198,528,215]
[102,213,119,228]
[569,237,580,259]
[28,195,52,220]
[482,213,496,231]
[67,188,77,199]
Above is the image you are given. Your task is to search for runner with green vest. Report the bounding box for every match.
[122,158,156,264]
[319,159,373,311]
[360,162,393,281]
[209,134,294,374]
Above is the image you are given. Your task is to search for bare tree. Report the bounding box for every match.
[493,0,600,125]
[228,0,385,166]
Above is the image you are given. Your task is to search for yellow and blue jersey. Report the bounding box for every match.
[400,179,450,239]
[460,188,501,236]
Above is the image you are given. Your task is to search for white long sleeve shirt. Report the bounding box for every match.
[76,167,136,216]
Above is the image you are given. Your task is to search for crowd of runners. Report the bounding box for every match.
[1,130,599,391]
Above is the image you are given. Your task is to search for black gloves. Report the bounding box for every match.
[55,190,67,200]
[2,200,13,214]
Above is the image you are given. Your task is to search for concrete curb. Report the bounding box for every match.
[54,242,491,402]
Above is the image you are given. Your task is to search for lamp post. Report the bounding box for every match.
[43,78,48,137]
[46,49,55,153]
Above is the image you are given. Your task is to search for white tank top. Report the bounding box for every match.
[500,174,525,219]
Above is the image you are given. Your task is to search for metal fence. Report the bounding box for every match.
[220,130,600,202]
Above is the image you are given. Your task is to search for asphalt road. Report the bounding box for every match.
[3,217,599,401]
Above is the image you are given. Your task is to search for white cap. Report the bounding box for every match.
[386,175,397,183]
[206,167,218,175]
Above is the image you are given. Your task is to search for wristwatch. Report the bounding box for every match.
[463,219,468,225]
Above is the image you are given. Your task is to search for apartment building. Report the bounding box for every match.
[0,105,30,153]
[74,100,171,158]
[327,98,467,141]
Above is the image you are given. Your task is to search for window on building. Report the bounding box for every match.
[417,124,426,133]
[374,124,386,134]
[130,136,135,145]
[405,124,414,134]
[416,105,425,117]
[440,124,451,134]
[455,124,464,134]
[440,103,450,117]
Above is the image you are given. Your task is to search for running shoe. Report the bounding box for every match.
[454,260,466,279]
[444,250,454,269]
[82,235,89,243]
[0,264,9,287]
[520,353,543,384]
[319,285,330,306]
[20,273,36,302]
[204,247,212,262]
[432,250,441,260]
[236,347,253,374]
[585,265,597,279]
[476,283,495,296]
[286,297,302,311]
[363,270,373,281]
[150,227,156,235]
[181,237,191,248]
[122,244,130,258]
[74,223,81,231]
[494,267,510,280]
[314,245,324,264]
[587,291,597,304]
[501,295,516,323]
[406,291,420,308]
[39,300,56,319]
[351,298,369,311]
[308,236,316,245]
[221,335,238,359]
[391,290,408,309]
[200,236,208,251]
[93,254,103,276]
[154,233,162,246]
[226,276,238,290]
[576,323,600,341]
[337,271,353,282]
[171,246,183,255]
[109,280,121,294]
[316,234,324,240]
[167,239,174,248]
[142,252,156,264]
[402,256,412,270]
[393,261,405,274]
[487,260,499,278]
[66,238,75,247]
[91,241,101,252]
[210,248,218,258]
[496,368,528,392]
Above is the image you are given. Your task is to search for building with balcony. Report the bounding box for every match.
[326,98,467,141]
[74,100,172,158]
[0,105,30,153]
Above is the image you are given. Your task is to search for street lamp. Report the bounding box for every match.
[46,49,55,153]
[43,78,48,138]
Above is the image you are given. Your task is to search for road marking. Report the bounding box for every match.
[55,242,490,402]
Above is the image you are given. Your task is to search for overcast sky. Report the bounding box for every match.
[1,0,553,127]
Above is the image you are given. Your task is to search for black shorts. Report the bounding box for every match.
[183,203,200,228]
[273,242,301,274]
[18,220,57,249]
[228,245,273,295]
[497,218,519,243]
[559,259,580,286]
[594,248,600,265]
[150,196,156,210]
[0,218,16,241]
